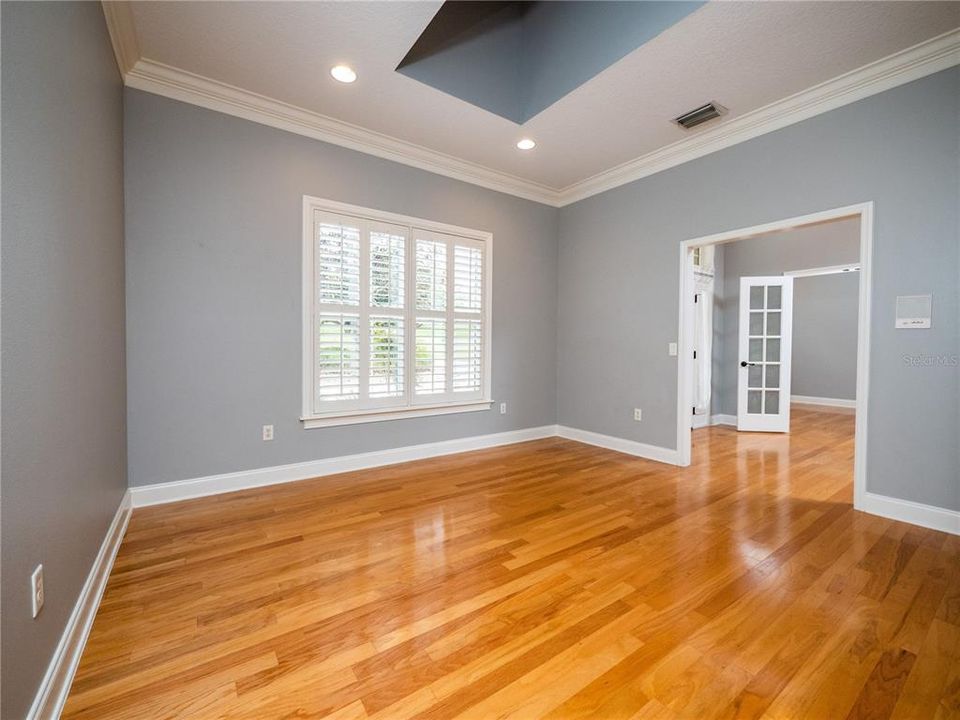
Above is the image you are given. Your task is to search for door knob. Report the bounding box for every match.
[740,361,757,367]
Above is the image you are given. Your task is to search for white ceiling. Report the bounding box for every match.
[127,1,959,192]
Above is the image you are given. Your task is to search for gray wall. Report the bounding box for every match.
[714,219,860,415]
[124,89,558,488]
[1,3,128,718]
[792,273,860,400]
[558,67,959,511]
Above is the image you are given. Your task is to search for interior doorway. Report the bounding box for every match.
[676,203,873,509]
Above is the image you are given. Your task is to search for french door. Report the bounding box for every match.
[737,276,793,432]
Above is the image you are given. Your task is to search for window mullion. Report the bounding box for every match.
[359,220,370,402]
[404,225,415,407]
[308,212,319,415]
[445,237,455,404]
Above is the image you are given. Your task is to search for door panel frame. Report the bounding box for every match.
[736,275,794,432]
[675,202,873,511]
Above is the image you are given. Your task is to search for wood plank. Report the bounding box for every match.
[60,408,957,719]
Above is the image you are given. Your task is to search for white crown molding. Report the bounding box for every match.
[104,5,959,206]
[557,27,960,205]
[27,491,132,720]
[124,58,563,207]
[100,1,139,77]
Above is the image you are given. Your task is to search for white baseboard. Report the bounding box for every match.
[125,424,958,539]
[27,490,132,720]
[556,425,681,466]
[691,413,711,430]
[692,414,736,429]
[859,491,960,536]
[130,425,559,507]
[792,395,857,409]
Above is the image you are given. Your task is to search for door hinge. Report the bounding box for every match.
[694,294,699,303]
[693,350,697,359]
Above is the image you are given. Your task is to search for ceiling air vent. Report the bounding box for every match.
[674,102,725,130]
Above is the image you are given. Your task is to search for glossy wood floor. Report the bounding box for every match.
[64,407,959,720]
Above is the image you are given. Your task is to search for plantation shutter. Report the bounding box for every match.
[414,236,447,398]
[305,198,489,423]
[367,223,407,404]
[452,242,484,397]
[313,212,362,409]
[411,232,485,404]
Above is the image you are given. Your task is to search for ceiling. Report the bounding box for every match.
[122,1,960,200]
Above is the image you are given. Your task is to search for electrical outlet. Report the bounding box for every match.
[633,408,643,422]
[31,565,44,618]
[500,402,507,414]
[262,424,274,441]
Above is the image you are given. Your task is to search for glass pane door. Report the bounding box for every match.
[738,276,793,432]
[746,284,781,416]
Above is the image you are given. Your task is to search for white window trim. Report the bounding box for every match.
[301,196,493,428]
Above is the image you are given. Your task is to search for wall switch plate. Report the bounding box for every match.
[633,408,642,422]
[668,342,678,356]
[31,565,44,618]
[500,403,507,414]
[262,424,274,441]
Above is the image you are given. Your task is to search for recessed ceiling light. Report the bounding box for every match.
[516,138,536,150]
[330,65,357,83]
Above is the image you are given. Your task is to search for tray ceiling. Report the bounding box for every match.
[118,1,960,203]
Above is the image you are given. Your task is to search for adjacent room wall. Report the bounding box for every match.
[791,272,860,401]
[558,67,960,511]
[1,3,128,718]
[123,89,558,488]
[709,245,725,417]
[715,219,860,415]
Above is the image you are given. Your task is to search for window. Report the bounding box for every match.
[302,197,492,427]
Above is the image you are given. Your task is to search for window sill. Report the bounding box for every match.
[301,400,493,428]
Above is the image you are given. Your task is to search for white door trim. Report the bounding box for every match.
[784,263,860,278]
[676,202,873,511]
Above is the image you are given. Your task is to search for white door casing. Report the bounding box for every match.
[737,275,794,432]
[676,202,872,514]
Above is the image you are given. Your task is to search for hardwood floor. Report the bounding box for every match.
[64,408,959,719]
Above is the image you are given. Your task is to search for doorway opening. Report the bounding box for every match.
[676,203,873,509]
